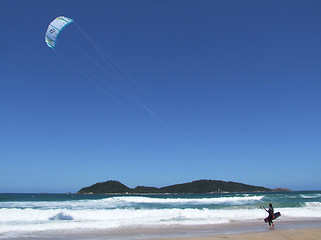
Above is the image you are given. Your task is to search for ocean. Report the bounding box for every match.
[1,191,321,239]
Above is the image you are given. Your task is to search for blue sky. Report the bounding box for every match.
[1,0,321,192]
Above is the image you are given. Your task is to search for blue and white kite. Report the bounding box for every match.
[45,16,73,49]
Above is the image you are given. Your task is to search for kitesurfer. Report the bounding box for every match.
[266,203,274,229]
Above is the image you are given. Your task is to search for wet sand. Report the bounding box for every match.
[156,228,321,240]
[6,220,321,240]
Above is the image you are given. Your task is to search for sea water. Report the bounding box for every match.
[0,191,321,238]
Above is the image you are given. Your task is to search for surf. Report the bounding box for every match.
[1,192,321,238]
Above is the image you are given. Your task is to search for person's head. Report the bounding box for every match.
[269,203,272,207]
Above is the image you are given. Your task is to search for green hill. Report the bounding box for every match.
[159,179,270,193]
[77,179,272,194]
[77,180,131,194]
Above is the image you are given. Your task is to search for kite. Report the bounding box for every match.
[45,16,73,49]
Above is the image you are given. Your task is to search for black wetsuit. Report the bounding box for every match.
[267,205,274,226]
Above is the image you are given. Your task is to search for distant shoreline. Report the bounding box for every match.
[77,190,285,195]
[77,179,289,194]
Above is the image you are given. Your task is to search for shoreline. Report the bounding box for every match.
[6,219,321,240]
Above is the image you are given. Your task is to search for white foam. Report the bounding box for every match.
[0,198,121,210]
[111,195,264,205]
[305,202,321,207]
[300,194,321,199]
[0,195,263,210]
[0,208,265,235]
[277,207,321,219]
[1,195,321,238]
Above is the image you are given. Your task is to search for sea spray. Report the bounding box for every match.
[0,191,321,238]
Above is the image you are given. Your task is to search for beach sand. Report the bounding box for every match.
[155,228,321,240]
[6,221,321,240]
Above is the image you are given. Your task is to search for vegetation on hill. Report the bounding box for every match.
[159,179,270,193]
[77,179,272,194]
[78,180,131,194]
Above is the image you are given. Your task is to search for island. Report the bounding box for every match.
[77,179,283,194]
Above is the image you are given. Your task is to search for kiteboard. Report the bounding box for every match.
[264,212,281,223]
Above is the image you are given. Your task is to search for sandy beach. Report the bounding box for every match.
[156,228,321,240]
[5,220,321,240]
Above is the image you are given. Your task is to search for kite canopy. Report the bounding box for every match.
[45,16,73,49]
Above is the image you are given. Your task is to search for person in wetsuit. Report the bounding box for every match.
[267,203,274,228]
